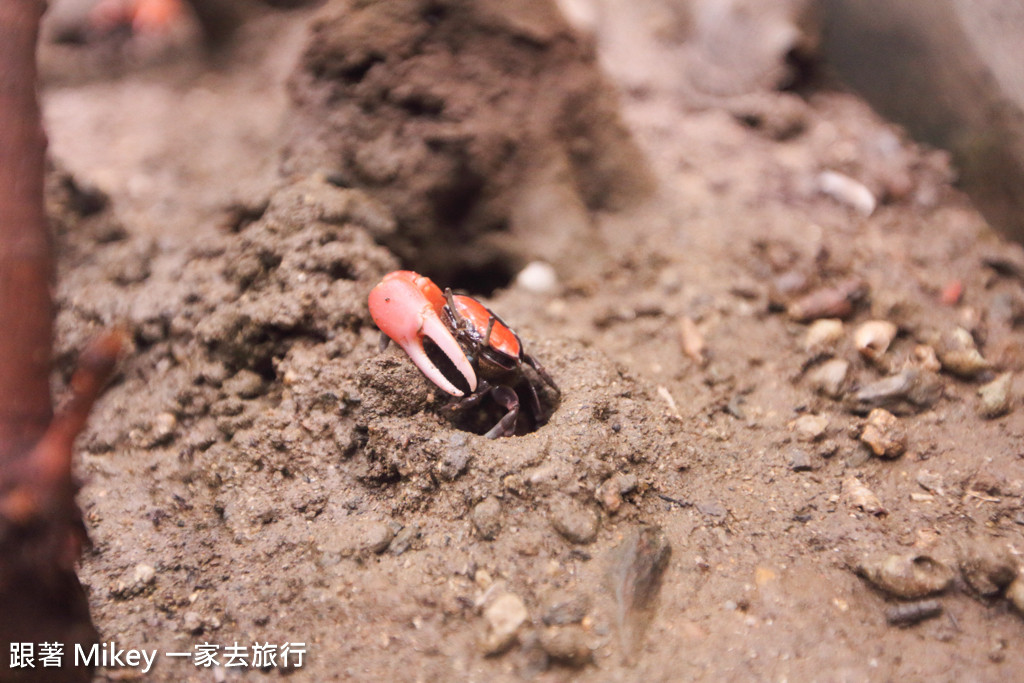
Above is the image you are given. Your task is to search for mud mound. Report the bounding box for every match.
[49,162,678,678]
[283,0,651,290]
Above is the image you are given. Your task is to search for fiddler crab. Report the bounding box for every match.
[368,270,560,438]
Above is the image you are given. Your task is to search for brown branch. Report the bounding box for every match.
[0,2,124,679]
[1,333,125,531]
[0,0,53,464]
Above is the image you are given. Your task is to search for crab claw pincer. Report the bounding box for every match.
[368,271,478,397]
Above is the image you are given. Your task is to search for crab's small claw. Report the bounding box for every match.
[368,271,478,397]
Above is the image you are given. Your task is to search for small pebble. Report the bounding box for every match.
[514,261,559,294]
[849,368,942,414]
[596,473,638,513]
[143,412,177,448]
[112,563,157,599]
[806,359,849,398]
[978,372,1013,419]
[885,600,942,627]
[607,526,671,663]
[790,414,829,442]
[787,279,866,322]
[804,318,844,353]
[318,520,395,562]
[474,569,493,589]
[388,524,420,555]
[771,270,810,305]
[816,440,839,459]
[854,320,898,361]
[916,469,944,495]
[912,344,941,372]
[959,539,1018,597]
[437,433,474,480]
[481,593,529,655]
[788,447,813,472]
[845,448,872,469]
[182,611,204,634]
[697,500,727,518]
[844,477,885,515]
[549,495,599,545]
[362,521,395,555]
[1007,575,1024,616]
[725,394,746,420]
[543,594,591,626]
[859,408,906,458]
[223,369,266,399]
[472,497,503,541]
[857,552,955,599]
[539,625,591,668]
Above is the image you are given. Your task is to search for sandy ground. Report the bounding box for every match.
[31,2,1024,681]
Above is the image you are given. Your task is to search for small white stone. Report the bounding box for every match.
[789,414,829,442]
[133,563,156,585]
[514,261,559,294]
[1007,575,1024,616]
[153,412,177,439]
[481,593,529,654]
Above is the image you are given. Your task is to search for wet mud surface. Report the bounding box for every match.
[37,2,1024,681]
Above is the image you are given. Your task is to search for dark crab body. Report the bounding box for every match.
[440,289,560,437]
[368,270,559,438]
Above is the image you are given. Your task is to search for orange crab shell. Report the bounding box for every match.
[449,294,522,360]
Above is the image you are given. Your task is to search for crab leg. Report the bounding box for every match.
[369,272,477,397]
[484,385,520,439]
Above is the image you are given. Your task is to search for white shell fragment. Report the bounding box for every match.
[937,327,991,377]
[844,476,885,516]
[679,316,706,364]
[854,320,898,360]
[804,318,844,353]
[978,372,1014,418]
[1008,575,1024,616]
[818,170,877,216]
[806,358,849,398]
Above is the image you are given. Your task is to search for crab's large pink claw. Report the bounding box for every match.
[368,271,478,397]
